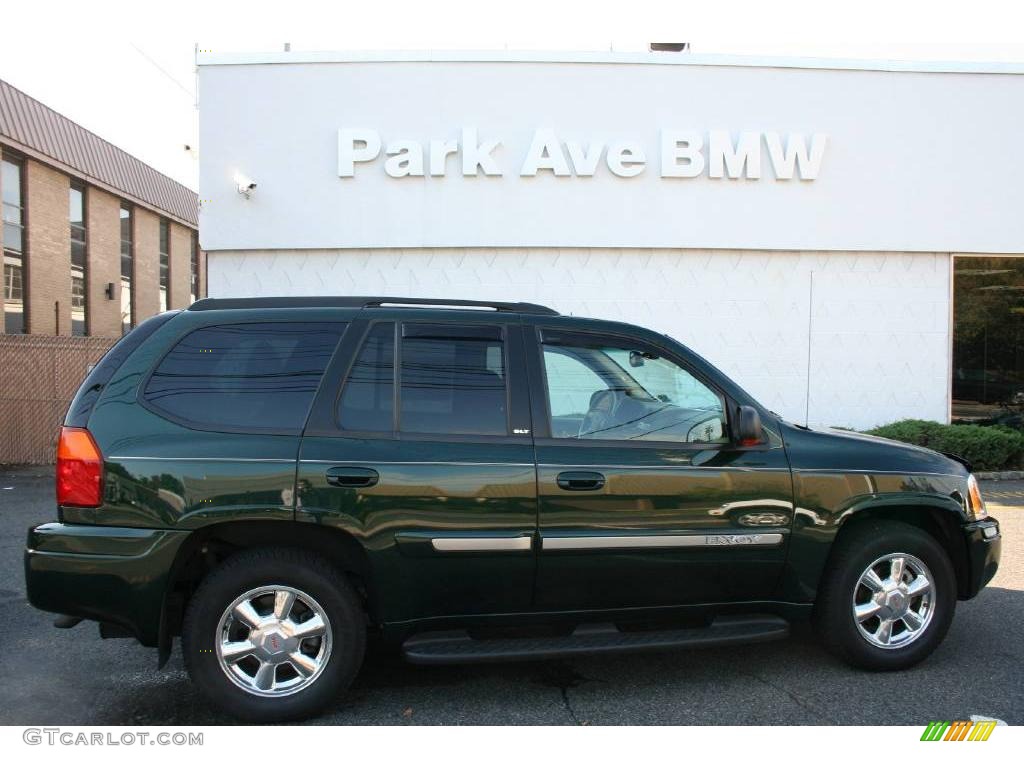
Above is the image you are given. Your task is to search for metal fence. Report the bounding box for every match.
[0,334,117,465]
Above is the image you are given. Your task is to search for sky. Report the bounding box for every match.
[2,0,1023,192]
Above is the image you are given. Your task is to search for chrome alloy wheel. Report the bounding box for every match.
[216,585,333,697]
[852,553,935,649]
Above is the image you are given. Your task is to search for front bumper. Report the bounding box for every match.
[24,522,189,646]
[961,517,1001,599]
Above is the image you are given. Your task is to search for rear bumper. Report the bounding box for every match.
[961,517,1001,599]
[24,522,189,646]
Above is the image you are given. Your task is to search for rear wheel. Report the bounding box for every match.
[182,548,365,722]
[814,521,956,670]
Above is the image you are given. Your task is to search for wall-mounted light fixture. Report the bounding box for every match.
[105,282,115,300]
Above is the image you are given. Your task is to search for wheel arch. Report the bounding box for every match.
[832,500,970,598]
[158,521,376,667]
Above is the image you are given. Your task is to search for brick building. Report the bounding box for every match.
[1,78,204,463]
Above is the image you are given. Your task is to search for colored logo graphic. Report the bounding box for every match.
[920,720,997,741]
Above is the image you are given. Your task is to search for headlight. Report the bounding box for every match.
[967,474,988,520]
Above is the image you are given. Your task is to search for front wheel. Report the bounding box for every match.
[182,548,366,722]
[814,521,956,671]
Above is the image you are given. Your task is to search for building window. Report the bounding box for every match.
[159,219,169,312]
[952,256,1024,423]
[69,182,87,336]
[2,153,26,334]
[189,233,199,304]
[119,204,133,334]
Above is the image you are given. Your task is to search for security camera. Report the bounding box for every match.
[234,173,257,199]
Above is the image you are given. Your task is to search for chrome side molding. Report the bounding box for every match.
[429,532,784,552]
[430,536,534,552]
[542,533,784,550]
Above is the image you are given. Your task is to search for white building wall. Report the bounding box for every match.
[197,55,1024,254]
[209,247,950,430]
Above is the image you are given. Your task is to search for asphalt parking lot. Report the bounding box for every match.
[2,465,1021,726]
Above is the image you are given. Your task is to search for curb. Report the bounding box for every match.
[975,470,1024,481]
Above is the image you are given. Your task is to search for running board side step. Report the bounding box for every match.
[402,614,789,665]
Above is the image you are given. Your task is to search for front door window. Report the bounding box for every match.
[541,340,727,443]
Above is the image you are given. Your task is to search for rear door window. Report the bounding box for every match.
[399,323,508,436]
[144,322,345,431]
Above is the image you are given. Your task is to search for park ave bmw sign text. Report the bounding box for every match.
[338,128,828,181]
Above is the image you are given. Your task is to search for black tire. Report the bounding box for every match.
[182,548,366,722]
[814,520,956,671]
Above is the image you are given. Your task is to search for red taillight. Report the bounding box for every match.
[56,426,103,507]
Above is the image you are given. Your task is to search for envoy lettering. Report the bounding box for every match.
[338,128,827,181]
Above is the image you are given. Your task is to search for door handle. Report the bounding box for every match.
[326,466,379,488]
[556,471,606,491]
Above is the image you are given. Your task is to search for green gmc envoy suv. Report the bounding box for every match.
[25,296,1002,721]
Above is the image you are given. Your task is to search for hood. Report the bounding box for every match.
[780,423,969,477]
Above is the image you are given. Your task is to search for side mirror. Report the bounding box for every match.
[736,406,763,446]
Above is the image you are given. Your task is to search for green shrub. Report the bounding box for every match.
[865,419,1024,471]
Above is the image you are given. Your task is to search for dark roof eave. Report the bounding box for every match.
[0,78,198,227]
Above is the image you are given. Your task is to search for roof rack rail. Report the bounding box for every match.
[364,297,559,315]
[188,296,560,316]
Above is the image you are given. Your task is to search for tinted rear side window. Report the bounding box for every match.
[399,323,507,436]
[144,322,345,431]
